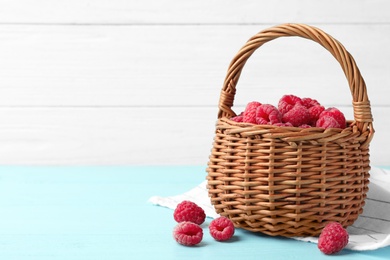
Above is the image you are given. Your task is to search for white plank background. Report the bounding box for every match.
[0,0,389,165]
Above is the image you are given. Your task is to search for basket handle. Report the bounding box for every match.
[218,23,374,143]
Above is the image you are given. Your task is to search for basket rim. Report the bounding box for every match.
[216,117,363,145]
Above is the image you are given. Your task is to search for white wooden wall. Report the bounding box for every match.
[0,0,389,166]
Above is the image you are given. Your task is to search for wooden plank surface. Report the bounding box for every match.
[0,106,386,165]
[0,0,389,24]
[0,0,389,166]
[0,24,388,107]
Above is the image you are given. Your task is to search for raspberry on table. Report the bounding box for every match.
[255,104,282,125]
[174,200,206,225]
[209,217,235,241]
[173,221,203,246]
[316,107,346,129]
[281,104,311,127]
[278,95,302,114]
[243,101,262,123]
[318,222,349,255]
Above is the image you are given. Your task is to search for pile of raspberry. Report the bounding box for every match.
[172,200,235,246]
[231,94,346,129]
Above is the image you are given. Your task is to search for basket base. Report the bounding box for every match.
[227,215,360,237]
[209,193,366,237]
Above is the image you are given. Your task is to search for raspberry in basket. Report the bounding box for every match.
[243,101,262,123]
[209,216,235,241]
[301,97,321,109]
[231,113,243,122]
[308,105,325,126]
[282,104,311,127]
[316,107,346,129]
[318,222,349,255]
[274,122,293,127]
[174,200,206,225]
[278,94,302,114]
[255,104,282,125]
[173,221,203,246]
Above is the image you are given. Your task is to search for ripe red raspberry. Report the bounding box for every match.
[308,105,325,126]
[255,104,282,125]
[273,122,293,127]
[318,222,349,255]
[173,221,203,246]
[174,200,206,225]
[209,217,235,241]
[316,107,346,129]
[323,107,346,126]
[316,116,340,129]
[299,124,311,128]
[243,101,262,123]
[301,97,321,109]
[282,104,311,127]
[278,95,302,114]
[231,113,243,122]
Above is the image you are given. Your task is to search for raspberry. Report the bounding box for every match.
[316,116,340,129]
[308,105,325,126]
[273,122,293,127]
[231,113,243,122]
[301,97,321,108]
[282,104,310,127]
[174,200,206,225]
[318,222,349,255]
[323,107,346,127]
[173,221,203,246]
[316,107,346,129]
[243,101,262,123]
[255,104,282,125]
[209,217,235,241]
[278,95,302,114]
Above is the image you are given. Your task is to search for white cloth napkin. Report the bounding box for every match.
[149,167,390,251]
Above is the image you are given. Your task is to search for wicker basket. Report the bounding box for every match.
[206,23,374,237]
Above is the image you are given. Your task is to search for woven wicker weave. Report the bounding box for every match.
[206,23,374,237]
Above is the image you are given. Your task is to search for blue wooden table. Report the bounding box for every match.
[0,166,389,259]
